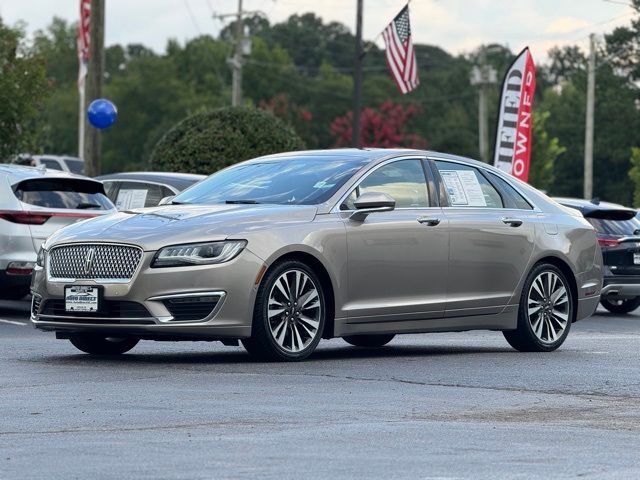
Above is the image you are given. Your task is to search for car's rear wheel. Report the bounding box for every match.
[69,334,139,355]
[503,263,574,352]
[600,296,640,314]
[343,334,395,347]
[242,260,326,361]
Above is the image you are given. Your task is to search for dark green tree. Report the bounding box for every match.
[151,107,305,174]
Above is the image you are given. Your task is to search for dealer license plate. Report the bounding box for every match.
[634,253,640,265]
[65,286,99,312]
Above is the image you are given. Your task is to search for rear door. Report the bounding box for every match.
[431,159,537,317]
[12,178,115,251]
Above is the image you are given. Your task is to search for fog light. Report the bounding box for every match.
[7,261,35,275]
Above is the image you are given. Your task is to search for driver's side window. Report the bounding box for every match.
[341,159,429,210]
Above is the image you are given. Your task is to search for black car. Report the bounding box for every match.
[554,197,640,314]
[96,172,205,210]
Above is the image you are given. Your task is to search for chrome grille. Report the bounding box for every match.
[48,244,143,280]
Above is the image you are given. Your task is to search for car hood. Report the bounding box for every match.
[44,204,318,251]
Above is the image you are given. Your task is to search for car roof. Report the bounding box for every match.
[251,148,496,166]
[0,163,100,184]
[96,172,206,190]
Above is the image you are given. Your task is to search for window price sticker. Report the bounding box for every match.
[440,170,487,207]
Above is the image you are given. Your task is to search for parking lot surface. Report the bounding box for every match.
[1,300,640,479]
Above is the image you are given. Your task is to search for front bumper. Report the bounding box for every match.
[30,249,265,340]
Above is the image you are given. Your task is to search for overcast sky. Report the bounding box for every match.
[0,0,635,60]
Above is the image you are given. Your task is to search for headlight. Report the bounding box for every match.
[36,247,46,268]
[151,240,247,268]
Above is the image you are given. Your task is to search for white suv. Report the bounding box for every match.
[0,164,116,300]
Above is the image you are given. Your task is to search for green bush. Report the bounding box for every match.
[150,107,305,174]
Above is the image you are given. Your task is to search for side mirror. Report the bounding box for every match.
[158,195,175,206]
[349,192,396,221]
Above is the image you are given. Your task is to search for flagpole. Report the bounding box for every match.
[352,0,363,148]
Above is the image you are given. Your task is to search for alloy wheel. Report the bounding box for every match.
[527,270,570,344]
[267,269,322,353]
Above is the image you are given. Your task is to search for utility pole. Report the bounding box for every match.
[214,1,262,107]
[83,0,104,176]
[351,0,363,148]
[584,33,596,200]
[470,47,497,162]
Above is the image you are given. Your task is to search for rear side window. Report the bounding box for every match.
[113,182,172,209]
[586,217,640,236]
[64,159,84,174]
[40,158,63,171]
[14,179,113,210]
[486,172,533,210]
[435,161,503,208]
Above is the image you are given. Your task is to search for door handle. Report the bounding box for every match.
[417,217,441,226]
[502,217,523,227]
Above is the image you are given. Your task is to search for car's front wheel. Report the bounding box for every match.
[600,296,640,314]
[503,263,574,352]
[242,260,326,361]
[69,334,139,355]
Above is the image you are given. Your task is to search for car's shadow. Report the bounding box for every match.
[46,343,521,366]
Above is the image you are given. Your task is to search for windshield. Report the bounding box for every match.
[587,216,640,236]
[173,156,369,206]
[14,178,113,210]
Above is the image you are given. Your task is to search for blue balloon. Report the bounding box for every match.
[87,98,118,129]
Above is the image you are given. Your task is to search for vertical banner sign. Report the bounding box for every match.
[77,0,91,89]
[77,0,91,158]
[493,47,536,182]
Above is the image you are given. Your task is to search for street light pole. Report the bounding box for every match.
[584,33,596,200]
[470,46,497,163]
[352,0,363,148]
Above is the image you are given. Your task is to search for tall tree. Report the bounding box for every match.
[0,18,49,159]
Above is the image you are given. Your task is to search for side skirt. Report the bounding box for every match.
[333,305,518,337]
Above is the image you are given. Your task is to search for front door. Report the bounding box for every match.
[341,158,449,323]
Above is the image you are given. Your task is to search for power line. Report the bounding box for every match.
[183,0,202,34]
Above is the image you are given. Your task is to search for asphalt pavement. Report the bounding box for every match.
[1,299,639,479]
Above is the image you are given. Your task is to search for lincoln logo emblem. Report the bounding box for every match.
[84,247,96,274]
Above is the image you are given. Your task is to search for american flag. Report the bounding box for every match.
[382,5,419,94]
[77,0,91,90]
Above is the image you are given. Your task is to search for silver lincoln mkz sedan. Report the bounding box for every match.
[31,149,603,361]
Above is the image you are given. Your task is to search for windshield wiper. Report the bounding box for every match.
[76,202,102,210]
[225,199,261,204]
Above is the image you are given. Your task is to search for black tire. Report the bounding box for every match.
[242,260,326,361]
[503,263,574,352]
[69,334,139,355]
[343,334,395,347]
[0,288,30,301]
[600,296,640,314]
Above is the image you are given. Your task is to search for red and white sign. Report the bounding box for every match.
[493,47,536,182]
[77,0,91,89]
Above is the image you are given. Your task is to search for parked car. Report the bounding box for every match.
[0,164,116,300]
[96,172,206,209]
[554,197,640,314]
[31,149,602,360]
[12,154,85,174]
